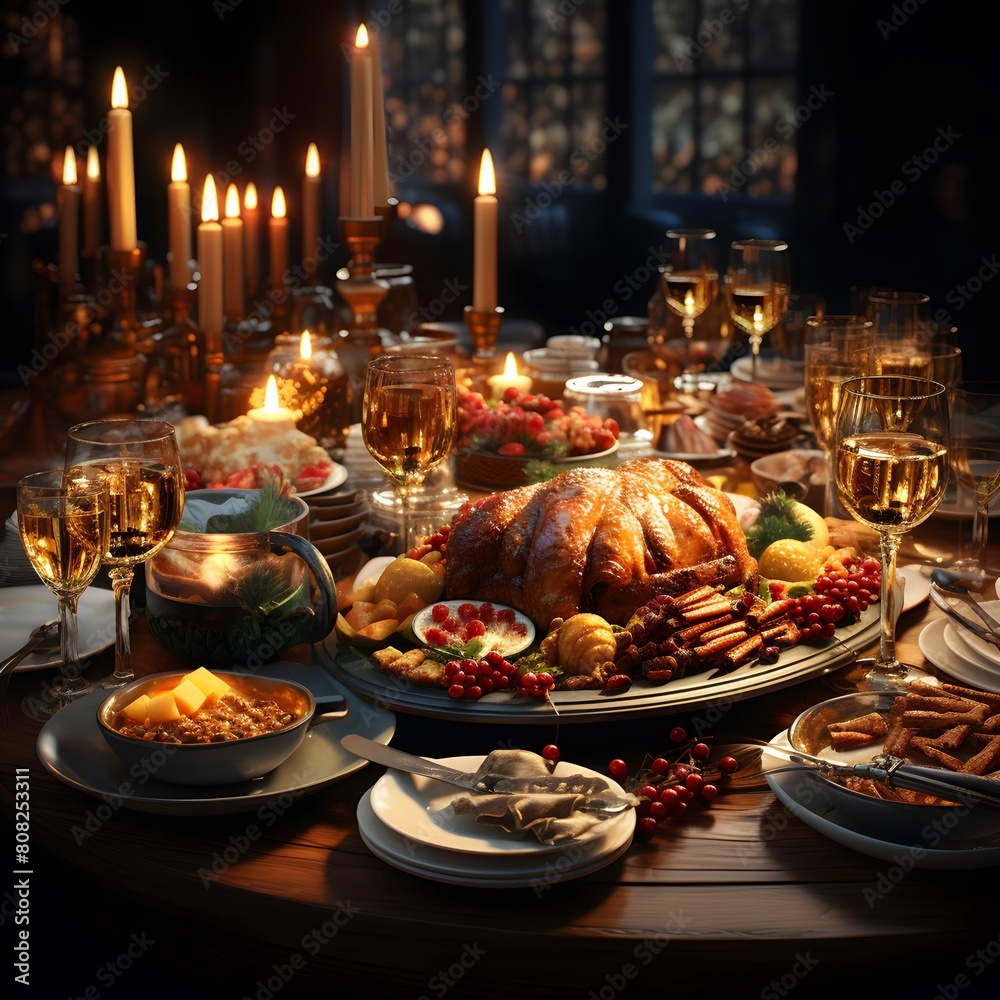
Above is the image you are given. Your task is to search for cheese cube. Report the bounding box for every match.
[186,666,231,701]
[171,677,207,716]
[145,691,181,724]
[121,694,150,723]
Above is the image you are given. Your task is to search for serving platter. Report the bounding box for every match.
[315,604,881,724]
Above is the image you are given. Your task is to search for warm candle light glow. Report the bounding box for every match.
[107,65,137,250]
[201,175,219,222]
[247,373,297,428]
[300,329,312,360]
[111,66,128,109]
[478,149,496,196]
[306,143,320,178]
[356,23,369,48]
[473,148,499,312]
[57,145,80,288]
[171,143,187,183]
[487,352,533,399]
[271,186,286,218]
[62,148,77,185]
[225,183,240,219]
[86,145,100,182]
[269,185,289,292]
[243,181,260,293]
[82,145,100,256]
[264,373,280,410]
[244,182,258,211]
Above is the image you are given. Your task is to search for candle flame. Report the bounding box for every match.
[225,183,241,219]
[201,174,219,223]
[86,145,100,180]
[62,147,77,186]
[171,143,187,183]
[271,186,286,219]
[264,374,280,410]
[502,352,519,378]
[355,24,369,48]
[306,142,320,178]
[753,304,764,331]
[478,149,496,196]
[244,181,258,211]
[111,66,128,110]
[300,329,312,360]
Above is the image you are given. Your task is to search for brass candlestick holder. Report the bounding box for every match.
[464,305,505,363]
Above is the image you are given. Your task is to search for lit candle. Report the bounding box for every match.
[243,181,261,295]
[473,148,498,312]
[167,143,192,293]
[349,24,375,217]
[247,374,297,431]
[106,66,137,251]
[488,352,532,400]
[303,142,320,268]
[269,186,288,294]
[57,146,80,291]
[222,183,244,322]
[369,28,390,208]
[82,145,100,257]
[196,174,224,337]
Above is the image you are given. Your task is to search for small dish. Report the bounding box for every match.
[308,510,369,540]
[410,599,535,657]
[313,525,366,555]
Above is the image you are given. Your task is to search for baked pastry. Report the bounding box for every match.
[444,457,758,632]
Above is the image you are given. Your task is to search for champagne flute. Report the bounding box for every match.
[65,419,185,688]
[660,227,718,342]
[361,355,457,555]
[950,381,1000,576]
[16,471,109,722]
[803,315,873,518]
[724,238,790,381]
[831,375,950,692]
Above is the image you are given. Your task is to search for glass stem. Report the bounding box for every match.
[55,594,90,695]
[822,447,838,519]
[109,566,135,684]
[876,530,903,674]
[398,486,413,557]
[972,500,990,568]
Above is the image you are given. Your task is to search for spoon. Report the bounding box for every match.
[930,568,1000,636]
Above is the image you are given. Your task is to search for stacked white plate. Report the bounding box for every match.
[357,754,636,887]
[918,592,1000,694]
[306,489,370,576]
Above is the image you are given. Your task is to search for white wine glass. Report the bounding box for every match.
[660,228,718,341]
[950,381,1000,576]
[16,471,109,722]
[724,238,790,381]
[831,375,950,692]
[803,315,873,518]
[65,419,185,688]
[361,355,457,555]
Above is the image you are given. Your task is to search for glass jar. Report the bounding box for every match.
[563,374,653,457]
[522,349,600,401]
[599,316,648,374]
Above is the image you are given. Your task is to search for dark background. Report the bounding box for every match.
[0,0,992,379]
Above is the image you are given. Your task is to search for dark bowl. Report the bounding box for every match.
[96,671,334,786]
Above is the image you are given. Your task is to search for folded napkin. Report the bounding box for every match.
[0,514,42,588]
[448,749,630,845]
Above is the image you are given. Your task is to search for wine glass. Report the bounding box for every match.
[361,355,457,555]
[803,315,873,518]
[830,375,950,692]
[64,419,185,688]
[950,381,1000,576]
[724,238,790,381]
[16,471,109,722]
[660,227,718,343]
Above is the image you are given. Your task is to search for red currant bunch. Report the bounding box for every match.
[444,650,516,700]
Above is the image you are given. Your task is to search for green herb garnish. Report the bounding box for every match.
[744,489,813,559]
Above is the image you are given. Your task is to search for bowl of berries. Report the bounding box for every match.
[455,386,620,490]
[410,600,535,660]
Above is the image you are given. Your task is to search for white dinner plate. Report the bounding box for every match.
[368,754,634,856]
[897,564,932,613]
[944,620,1000,673]
[295,462,349,498]
[36,667,395,815]
[0,585,115,671]
[764,733,1000,869]
[654,416,737,465]
[730,355,805,390]
[918,617,1000,693]
[357,790,634,887]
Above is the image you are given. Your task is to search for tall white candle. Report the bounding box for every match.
[106,66,137,251]
[243,181,261,294]
[349,24,374,217]
[369,29,390,208]
[303,142,321,267]
[167,143,192,293]
[82,145,100,257]
[197,174,224,337]
[473,149,498,312]
[269,186,289,294]
[222,183,244,321]
[57,146,80,290]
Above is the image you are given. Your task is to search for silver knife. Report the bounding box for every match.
[930,587,1000,649]
[340,734,635,815]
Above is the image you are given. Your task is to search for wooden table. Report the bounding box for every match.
[2,475,999,999]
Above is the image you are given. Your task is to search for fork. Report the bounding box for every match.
[0,619,59,728]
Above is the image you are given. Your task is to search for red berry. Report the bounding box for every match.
[465,619,486,638]
[457,602,480,622]
[608,758,628,779]
[701,783,719,800]
[542,744,560,762]
[649,800,668,820]
[718,756,739,775]
[651,757,671,775]
[431,604,450,623]
[637,816,658,836]
[670,726,687,743]
[639,784,660,800]
[692,742,710,761]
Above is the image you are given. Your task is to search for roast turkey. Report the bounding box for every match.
[444,457,759,632]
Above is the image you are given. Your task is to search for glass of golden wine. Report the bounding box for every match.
[724,238,790,382]
[950,381,1000,576]
[831,375,950,692]
[16,470,109,722]
[362,355,457,555]
[65,419,185,688]
[803,315,874,518]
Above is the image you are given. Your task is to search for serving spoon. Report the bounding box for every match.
[930,568,1000,639]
